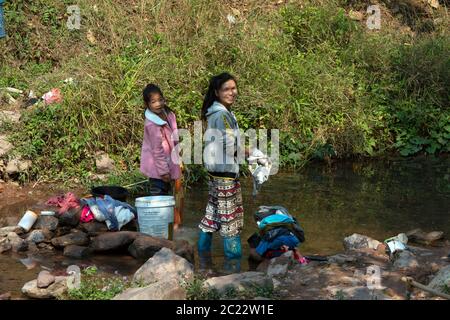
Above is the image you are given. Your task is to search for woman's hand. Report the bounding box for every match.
[161,174,171,183]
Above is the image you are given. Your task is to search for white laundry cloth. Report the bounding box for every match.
[247,148,272,196]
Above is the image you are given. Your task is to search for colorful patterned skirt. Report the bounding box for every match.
[198,175,244,237]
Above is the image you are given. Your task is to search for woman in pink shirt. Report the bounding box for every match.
[140,84,181,196]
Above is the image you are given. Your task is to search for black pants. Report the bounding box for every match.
[149,178,171,196]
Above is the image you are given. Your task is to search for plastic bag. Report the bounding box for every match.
[42,88,63,105]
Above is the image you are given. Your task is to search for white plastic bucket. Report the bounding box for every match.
[135,196,175,240]
[17,210,38,232]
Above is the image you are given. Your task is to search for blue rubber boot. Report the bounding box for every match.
[223,235,242,259]
[221,235,242,274]
[197,230,213,253]
[198,231,213,273]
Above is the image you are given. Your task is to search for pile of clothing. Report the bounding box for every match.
[80,195,136,231]
[46,192,136,231]
[248,205,307,263]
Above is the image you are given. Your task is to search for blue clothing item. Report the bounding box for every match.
[145,108,168,126]
[258,214,296,230]
[198,230,213,253]
[255,234,300,256]
[203,101,242,174]
[81,195,136,231]
[223,235,242,259]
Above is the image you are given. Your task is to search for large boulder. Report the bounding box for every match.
[22,276,68,299]
[90,231,138,252]
[427,265,450,294]
[113,278,186,300]
[37,271,55,288]
[63,245,92,259]
[127,235,173,260]
[133,247,194,285]
[343,234,381,251]
[80,221,108,236]
[51,230,89,248]
[34,216,59,232]
[203,272,273,295]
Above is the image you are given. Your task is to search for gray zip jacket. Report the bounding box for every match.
[203,101,242,174]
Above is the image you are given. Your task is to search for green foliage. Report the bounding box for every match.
[83,266,98,276]
[64,266,137,300]
[183,277,221,300]
[0,0,448,183]
[281,2,359,52]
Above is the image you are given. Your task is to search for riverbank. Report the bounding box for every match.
[1,156,449,300]
[1,182,449,300]
[2,224,448,300]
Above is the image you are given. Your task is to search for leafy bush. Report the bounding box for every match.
[0,0,448,183]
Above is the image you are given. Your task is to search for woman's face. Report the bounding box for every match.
[147,93,165,114]
[216,79,238,108]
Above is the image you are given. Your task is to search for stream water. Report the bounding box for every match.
[1,156,449,298]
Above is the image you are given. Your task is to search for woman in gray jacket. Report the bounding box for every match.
[198,72,246,271]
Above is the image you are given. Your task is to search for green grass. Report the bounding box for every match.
[0,0,448,183]
[61,265,143,300]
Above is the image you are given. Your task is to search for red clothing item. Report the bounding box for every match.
[80,206,94,223]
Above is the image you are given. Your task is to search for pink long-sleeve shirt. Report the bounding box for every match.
[140,109,181,180]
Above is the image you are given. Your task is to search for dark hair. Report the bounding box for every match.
[143,83,164,107]
[142,83,174,114]
[201,72,237,120]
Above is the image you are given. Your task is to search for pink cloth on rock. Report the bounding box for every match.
[46,192,80,214]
